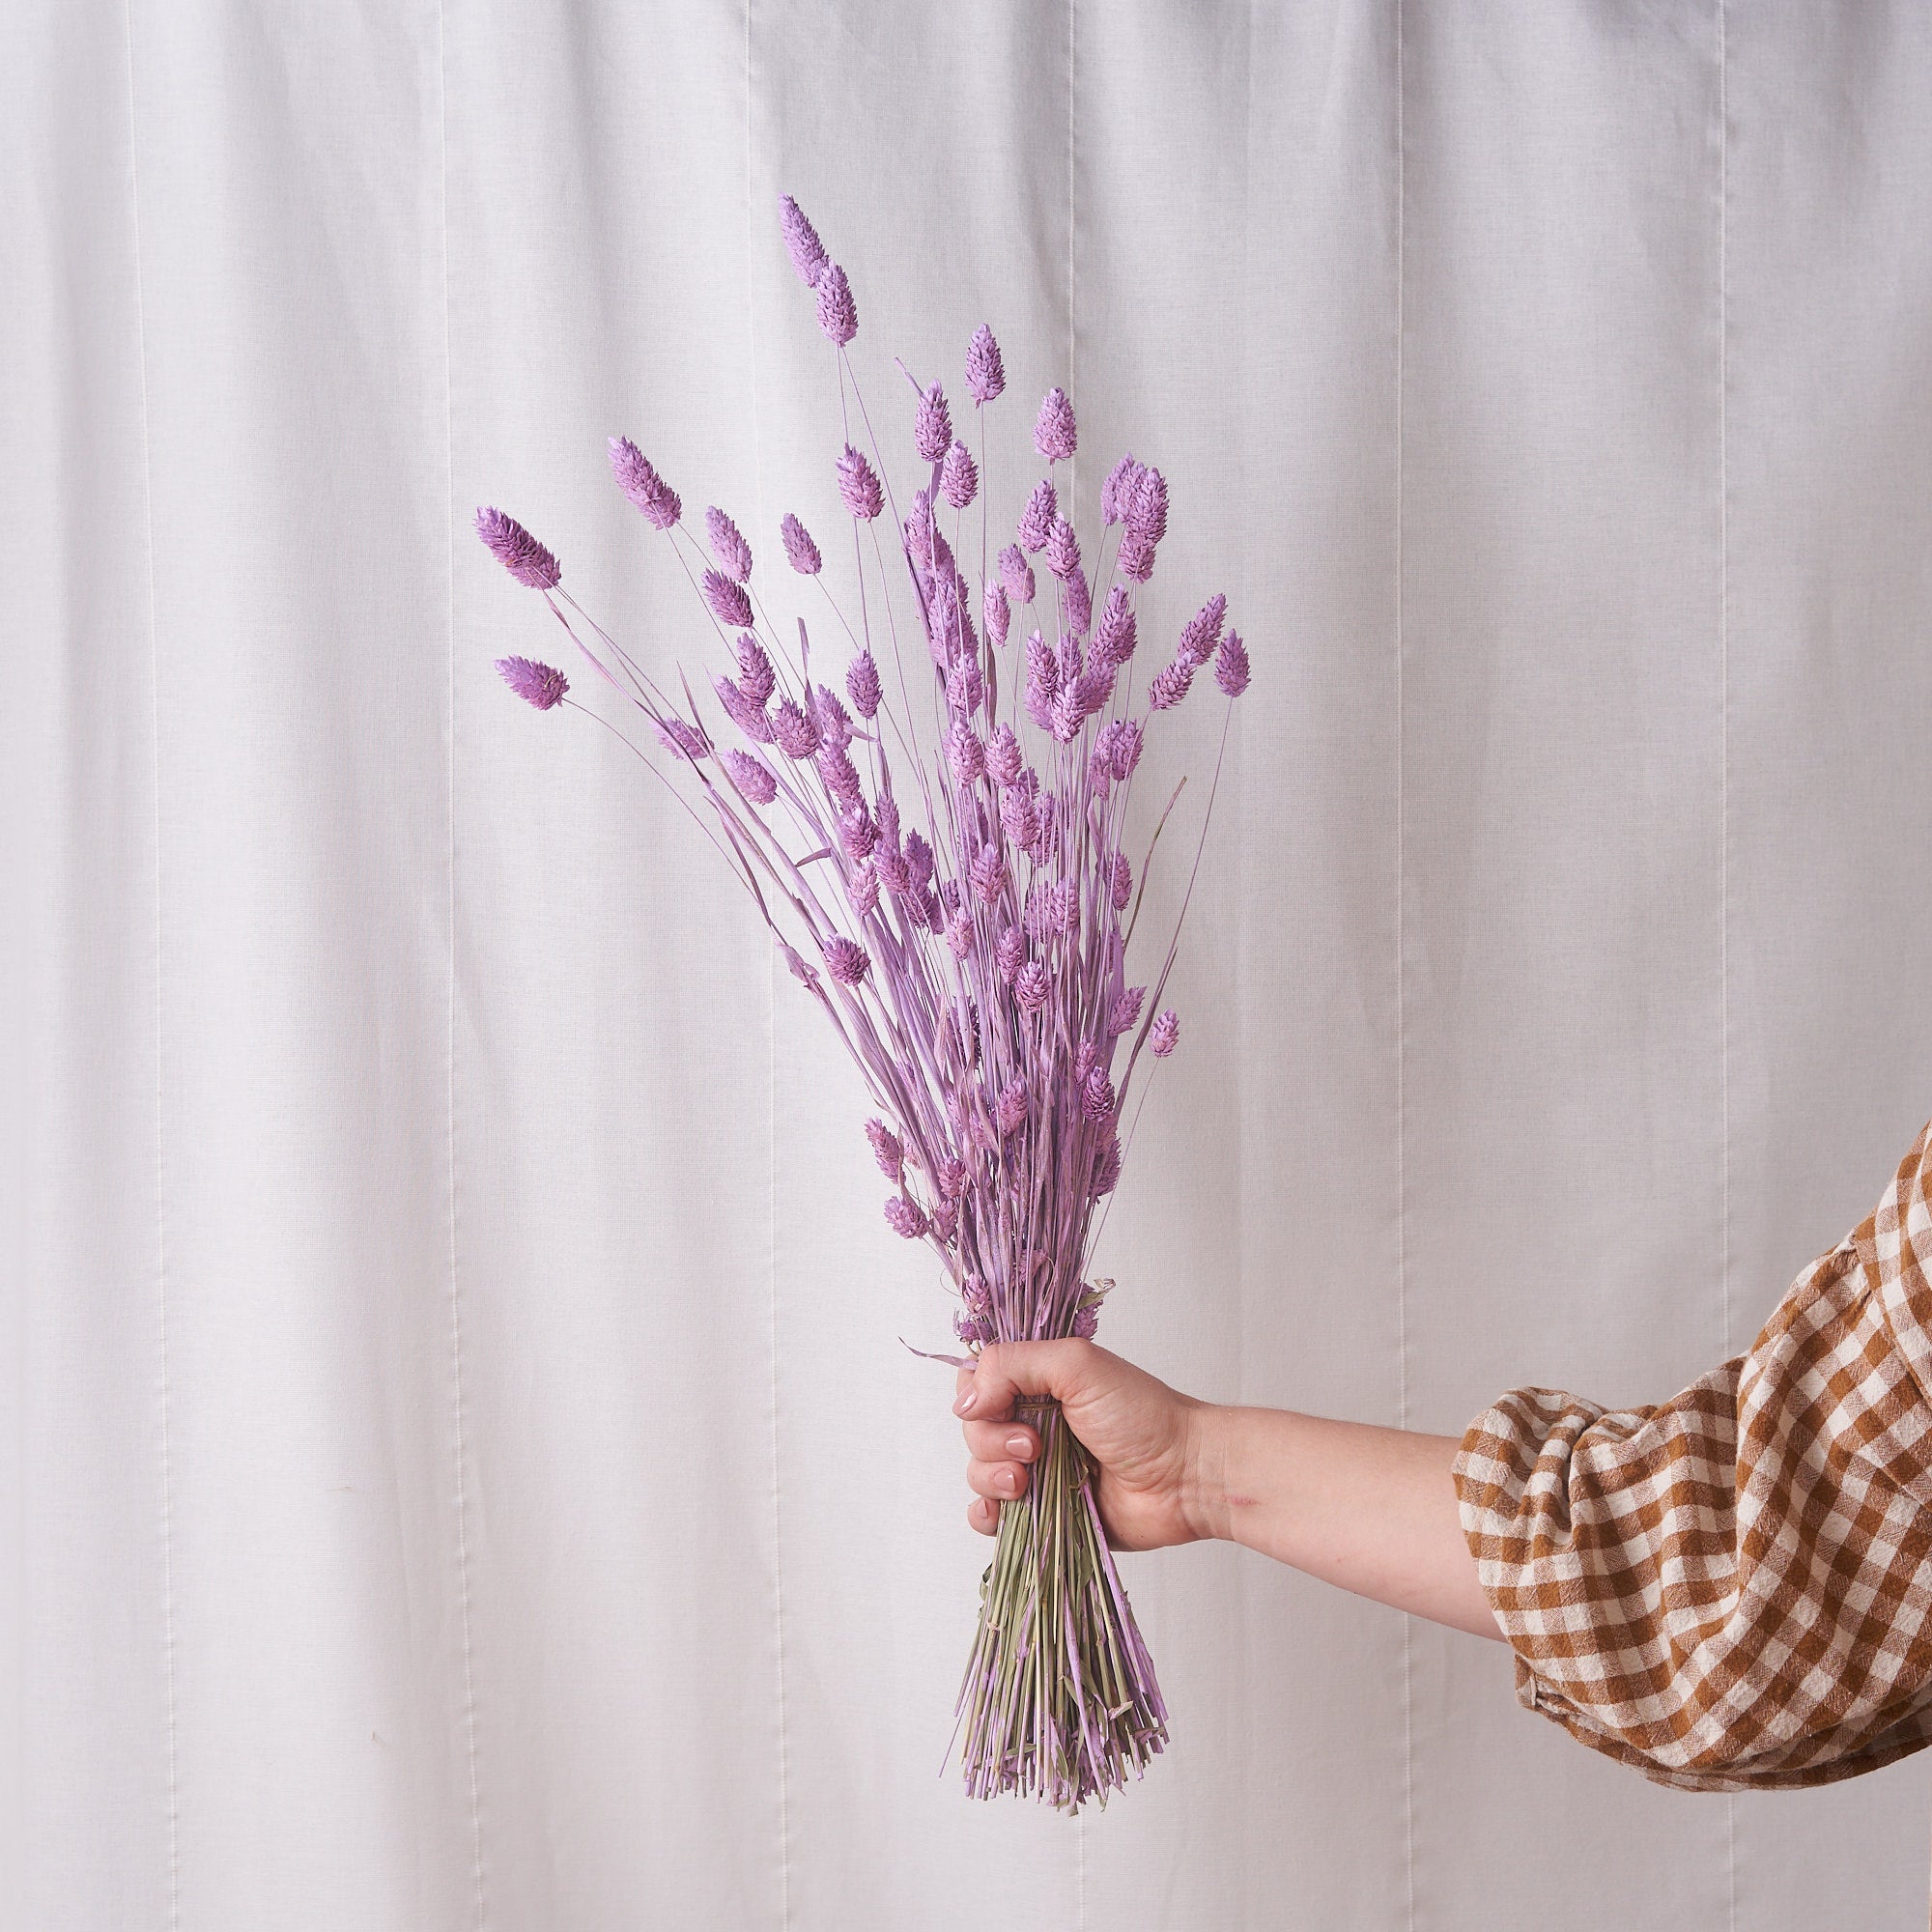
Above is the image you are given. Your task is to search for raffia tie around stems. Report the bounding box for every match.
[952,1394,1170,1810]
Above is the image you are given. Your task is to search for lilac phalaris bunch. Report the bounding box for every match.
[477,192,1251,1360]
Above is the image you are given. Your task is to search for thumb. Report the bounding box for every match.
[953,1338,1104,1422]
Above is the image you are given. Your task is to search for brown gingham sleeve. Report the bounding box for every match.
[1452,1115,1932,1791]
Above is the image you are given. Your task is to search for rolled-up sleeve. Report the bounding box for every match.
[1452,1116,1932,1790]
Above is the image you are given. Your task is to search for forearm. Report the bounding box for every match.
[1183,1404,1502,1641]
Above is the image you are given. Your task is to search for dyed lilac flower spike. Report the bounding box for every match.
[779,192,828,287]
[1034,386,1077,462]
[474,506,560,589]
[816,263,858,345]
[609,438,681,529]
[481,197,1258,1820]
[781,512,823,576]
[496,655,568,709]
[966,323,1006,404]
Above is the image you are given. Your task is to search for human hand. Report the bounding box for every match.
[952,1339,1212,1551]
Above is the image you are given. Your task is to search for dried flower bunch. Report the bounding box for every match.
[477,192,1250,1812]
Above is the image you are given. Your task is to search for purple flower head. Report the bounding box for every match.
[1034,386,1078,462]
[904,828,934,890]
[874,789,901,852]
[1024,630,1060,701]
[1071,661,1113,720]
[824,935,871,987]
[1110,851,1133,911]
[1017,480,1057,554]
[883,1195,927,1239]
[1071,1302,1100,1339]
[713,671,774,744]
[1107,984,1147,1037]
[1000,785,1038,851]
[1074,1037,1101,1086]
[1117,527,1157,583]
[940,439,980,510]
[946,719,985,784]
[995,1075,1030,1134]
[817,740,862,809]
[837,443,884,521]
[1083,1068,1117,1123]
[734,634,776,706]
[986,723,1024,786]
[838,803,877,862]
[1013,960,1051,1014]
[929,1199,958,1243]
[772,697,822,760]
[781,512,822,576]
[778,192,829,287]
[915,383,953,463]
[1043,516,1082,582]
[475,506,560,589]
[1127,466,1169,543]
[1109,718,1144,780]
[724,748,778,804]
[946,908,974,958]
[1178,594,1227,668]
[998,545,1036,609]
[608,438,682,529]
[847,859,880,915]
[937,1155,969,1201]
[970,842,1008,902]
[1095,587,1137,665]
[703,568,754,628]
[982,581,1010,647]
[496,655,568,709]
[995,923,1026,983]
[706,505,753,582]
[865,1117,904,1181]
[815,262,857,345]
[810,682,855,749]
[1216,629,1252,697]
[945,657,983,716]
[1147,659,1195,711]
[1048,687,1085,744]
[953,1309,989,1346]
[845,650,882,719]
[1091,1132,1122,1198]
[966,323,1006,404]
[653,715,711,759]
[1061,568,1093,640]
[962,1272,992,1319]
[904,488,935,566]
[1101,453,1144,526]
[1150,1008,1180,1057]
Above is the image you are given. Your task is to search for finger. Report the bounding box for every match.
[954,1338,1103,1422]
[966,1457,1029,1502]
[963,1418,1037,1463]
[967,1494,999,1536]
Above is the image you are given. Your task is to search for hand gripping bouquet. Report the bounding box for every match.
[477,195,1251,1812]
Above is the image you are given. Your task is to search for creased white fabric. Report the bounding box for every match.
[7,2,1932,1926]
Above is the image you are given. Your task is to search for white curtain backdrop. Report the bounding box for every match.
[10,2,1932,1926]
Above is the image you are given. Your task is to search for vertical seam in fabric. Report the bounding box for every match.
[745,4,791,1921]
[1717,5,1737,1926]
[1394,3,1415,1928]
[123,7,182,1922]
[435,5,488,1921]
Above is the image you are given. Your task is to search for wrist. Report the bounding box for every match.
[1178,1398,1237,1545]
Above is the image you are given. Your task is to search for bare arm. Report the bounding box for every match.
[953,1340,1501,1643]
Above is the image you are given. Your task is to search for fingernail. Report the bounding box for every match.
[998,1467,1018,1492]
[1006,1434,1032,1459]
[954,1388,978,1415]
